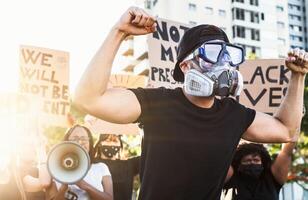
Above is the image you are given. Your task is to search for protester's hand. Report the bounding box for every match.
[285,48,308,75]
[115,6,157,37]
[76,180,91,190]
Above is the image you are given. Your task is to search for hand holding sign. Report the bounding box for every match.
[285,48,308,75]
[116,6,157,37]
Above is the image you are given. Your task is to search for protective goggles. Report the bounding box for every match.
[184,42,245,69]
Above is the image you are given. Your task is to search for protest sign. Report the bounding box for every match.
[19,45,69,126]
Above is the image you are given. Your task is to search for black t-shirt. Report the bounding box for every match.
[223,170,282,200]
[95,157,140,200]
[129,87,256,200]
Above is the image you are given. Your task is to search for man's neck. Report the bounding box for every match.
[182,89,215,108]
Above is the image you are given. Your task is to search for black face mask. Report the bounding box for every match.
[101,145,120,158]
[238,164,264,179]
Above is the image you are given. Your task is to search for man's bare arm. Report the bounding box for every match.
[73,7,156,123]
[243,49,307,143]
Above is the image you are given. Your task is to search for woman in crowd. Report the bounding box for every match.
[50,124,113,200]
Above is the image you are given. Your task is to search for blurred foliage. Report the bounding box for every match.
[302,76,308,135]
[267,133,308,185]
[121,134,142,157]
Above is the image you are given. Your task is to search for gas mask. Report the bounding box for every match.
[238,164,264,179]
[183,41,245,97]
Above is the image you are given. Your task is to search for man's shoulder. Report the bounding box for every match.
[219,97,241,107]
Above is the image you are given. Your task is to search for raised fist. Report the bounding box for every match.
[115,6,157,37]
[285,48,308,75]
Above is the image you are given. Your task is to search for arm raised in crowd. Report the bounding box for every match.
[22,138,51,192]
[243,49,307,143]
[271,142,297,185]
[73,7,156,124]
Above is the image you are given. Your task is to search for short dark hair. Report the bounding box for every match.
[64,124,95,163]
[232,143,272,172]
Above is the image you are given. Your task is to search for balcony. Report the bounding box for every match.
[121,35,134,56]
[133,58,149,75]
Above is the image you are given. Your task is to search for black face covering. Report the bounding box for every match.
[238,164,264,179]
[101,145,120,158]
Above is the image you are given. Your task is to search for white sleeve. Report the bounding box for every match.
[98,162,111,177]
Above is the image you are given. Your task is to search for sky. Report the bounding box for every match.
[0,0,135,93]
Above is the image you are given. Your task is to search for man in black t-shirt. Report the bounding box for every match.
[73,7,307,200]
[223,142,297,200]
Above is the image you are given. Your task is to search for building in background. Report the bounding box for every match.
[115,0,307,76]
[288,0,308,51]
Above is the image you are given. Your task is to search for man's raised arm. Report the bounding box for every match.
[73,7,156,123]
[243,49,307,143]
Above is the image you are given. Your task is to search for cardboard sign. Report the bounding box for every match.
[19,45,70,126]
[238,59,290,115]
[147,18,190,88]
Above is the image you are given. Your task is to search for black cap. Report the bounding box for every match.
[173,24,230,82]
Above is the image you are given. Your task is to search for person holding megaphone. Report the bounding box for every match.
[48,125,113,200]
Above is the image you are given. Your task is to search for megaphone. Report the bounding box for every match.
[47,141,90,184]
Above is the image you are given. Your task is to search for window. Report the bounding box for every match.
[250,11,259,23]
[289,14,301,21]
[233,0,244,2]
[234,8,245,20]
[289,4,301,11]
[291,45,301,49]
[188,3,197,11]
[250,0,259,6]
[278,38,286,45]
[251,29,260,41]
[233,26,246,38]
[145,0,152,9]
[291,25,303,32]
[277,21,285,28]
[261,13,264,20]
[290,35,303,42]
[276,6,284,12]
[219,9,226,17]
[236,43,261,59]
[205,7,213,15]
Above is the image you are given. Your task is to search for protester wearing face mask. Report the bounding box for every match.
[223,142,297,200]
[94,134,140,200]
[95,134,123,160]
[73,7,307,200]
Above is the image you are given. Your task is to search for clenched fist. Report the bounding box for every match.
[115,6,157,37]
[285,48,308,75]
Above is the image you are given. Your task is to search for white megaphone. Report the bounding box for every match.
[47,141,90,184]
